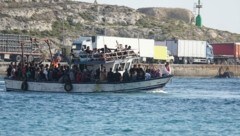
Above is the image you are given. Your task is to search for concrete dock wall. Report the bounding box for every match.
[171,64,240,77]
[0,62,8,75]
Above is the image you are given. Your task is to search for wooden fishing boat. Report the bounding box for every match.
[4,75,172,93]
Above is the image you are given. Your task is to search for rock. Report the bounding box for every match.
[138,7,195,24]
[207,30,218,39]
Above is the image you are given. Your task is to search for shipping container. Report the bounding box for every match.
[211,43,240,64]
[0,33,42,62]
[211,43,240,58]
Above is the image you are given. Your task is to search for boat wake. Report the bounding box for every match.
[147,89,168,94]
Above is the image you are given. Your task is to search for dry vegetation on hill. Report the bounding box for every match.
[0,0,239,47]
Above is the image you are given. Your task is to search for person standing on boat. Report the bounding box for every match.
[136,64,145,80]
[123,69,130,82]
[6,64,12,78]
[103,45,111,53]
[100,68,107,82]
[10,65,16,79]
[129,64,137,81]
[43,64,49,81]
[107,68,114,82]
[162,62,171,76]
[114,68,121,82]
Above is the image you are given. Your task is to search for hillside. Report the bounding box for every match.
[0,0,240,47]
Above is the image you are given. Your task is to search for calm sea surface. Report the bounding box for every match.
[0,76,240,136]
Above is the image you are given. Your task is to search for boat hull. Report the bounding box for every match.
[4,76,172,93]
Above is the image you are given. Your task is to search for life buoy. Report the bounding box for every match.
[28,55,34,62]
[21,81,28,91]
[64,82,73,92]
[16,55,22,62]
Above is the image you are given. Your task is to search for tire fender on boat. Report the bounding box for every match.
[21,81,28,91]
[64,82,73,92]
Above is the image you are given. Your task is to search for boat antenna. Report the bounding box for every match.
[45,39,53,63]
[20,42,24,73]
[94,0,98,5]
[138,33,140,59]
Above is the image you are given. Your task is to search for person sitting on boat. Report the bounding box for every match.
[43,64,49,81]
[155,68,162,78]
[107,68,114,82]
[113,68,121,82]
[145,69,151,80]
[122,69,130,82]
[85,46,92,54]
[124,45,127,50]
[162,62,172,76]
[101,44,111,53]
[127,45,131,50]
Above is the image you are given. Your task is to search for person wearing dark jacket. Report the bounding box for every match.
[122,69,130,82]
[113,69,121,82]
[136,64,145,80]
[107,68,114,82]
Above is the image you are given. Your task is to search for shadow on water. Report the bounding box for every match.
[0,75,5,92]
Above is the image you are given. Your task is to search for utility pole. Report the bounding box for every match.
[94,0,97,5]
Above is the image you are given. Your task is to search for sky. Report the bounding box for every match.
[76,0,240,34]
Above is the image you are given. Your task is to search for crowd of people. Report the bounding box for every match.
[73,44,136,62]
[6,60,172,83]
[84,44,132,54]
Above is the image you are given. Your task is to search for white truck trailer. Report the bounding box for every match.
[166,39,214,64]
[72,36,154,58]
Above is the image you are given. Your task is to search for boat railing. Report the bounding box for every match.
[72,50,138,63]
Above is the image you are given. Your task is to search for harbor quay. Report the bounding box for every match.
[0,62,240,77]
[170,64,240,77]
[138,63,240,77]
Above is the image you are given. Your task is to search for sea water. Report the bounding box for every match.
[0,77,240,136]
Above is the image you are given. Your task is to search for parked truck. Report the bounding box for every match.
[165,39,214,64]
[154,41,174,63]
[72,36,154,59]
[0,34,42,62]
[211,43,240,64]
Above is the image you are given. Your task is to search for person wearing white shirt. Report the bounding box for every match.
[145,69,151,80]
[162,62,171,76]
